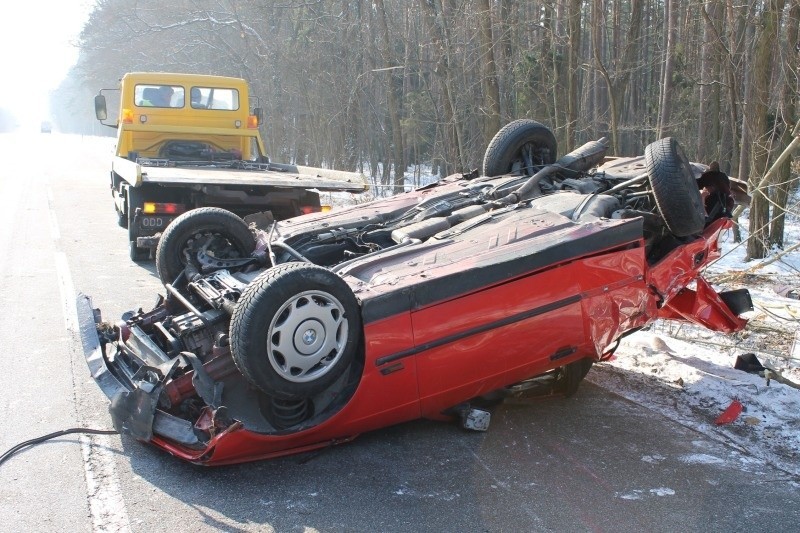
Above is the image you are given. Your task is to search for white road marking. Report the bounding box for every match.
[79,434,132,533]
[55,252,78,334]
[54,244,131,530]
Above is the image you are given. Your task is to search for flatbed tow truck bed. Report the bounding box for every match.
[112,156,367,192]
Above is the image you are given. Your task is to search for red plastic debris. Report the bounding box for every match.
[715,400,744,425]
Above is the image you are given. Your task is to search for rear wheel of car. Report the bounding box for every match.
[559,358,594,397]
[155,207,256,285]
[645,137,706,237]
[482,119,557,177]
[230,262,361,400]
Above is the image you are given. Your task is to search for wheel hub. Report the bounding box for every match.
[268,290,348,383]
[294,319,324,355]
[302,329,316,345]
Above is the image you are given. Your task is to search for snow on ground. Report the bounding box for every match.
[589,208,800,477]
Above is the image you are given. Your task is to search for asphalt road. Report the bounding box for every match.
[0,131,798,533]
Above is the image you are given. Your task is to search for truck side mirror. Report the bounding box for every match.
[253,107,263,125]
[94,94,108,121]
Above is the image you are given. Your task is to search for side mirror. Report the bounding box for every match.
[253,107,263,125]
[94,94,108,121]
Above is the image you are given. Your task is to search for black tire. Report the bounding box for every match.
[126,188,148,261]
[116,204,127,228]
[483,119,557,177]
[155,207,256,285]
[300,191,322,212]
[644,138,706,237]
[230,262,362,400]
[115,179,128,228]
[117,209,127,228]
[560,358,593,398]
[129,241,149,261]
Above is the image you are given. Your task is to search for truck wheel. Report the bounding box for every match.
[126,188,148,261]
[301,191,322,213]
[645,138,706,237]
[230,263,362,400]
[156,207,256,285]
[483,120,557,177]
[115,180,128,228]
[116,205,127,229]
[129,241,149,261]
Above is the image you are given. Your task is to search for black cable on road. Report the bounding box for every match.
[0,428,118,467]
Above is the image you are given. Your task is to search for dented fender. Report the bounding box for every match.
[657,277,750,333]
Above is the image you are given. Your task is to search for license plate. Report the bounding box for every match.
[138,216,170,231]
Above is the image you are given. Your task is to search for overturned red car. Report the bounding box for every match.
[80,120,751,465]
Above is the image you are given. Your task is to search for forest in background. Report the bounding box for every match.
[52,0,799,259]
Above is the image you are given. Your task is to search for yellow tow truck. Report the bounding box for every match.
[95,72,367,260]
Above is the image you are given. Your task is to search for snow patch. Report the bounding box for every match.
[649,487,676,496]
[616,487,676,500]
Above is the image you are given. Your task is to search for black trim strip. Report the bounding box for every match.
[360,217,643,324]
[379,362,405,375]
[375,294,581,366]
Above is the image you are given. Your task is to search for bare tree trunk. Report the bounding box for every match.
[590,0,603,140]
[657,0,678,138]
[737,19,756,182]
[769,0,800,247]
[476,0,500,145]
[592,0,642,155]
[477,0,501,143]
[698,0,722,162]
[498,0,514,121]
[746,0,786,260]
[542,0,561,134]
[727,0,749,175]
[420,0,465,174]
[566,0,582,146]
[374,0,406,193]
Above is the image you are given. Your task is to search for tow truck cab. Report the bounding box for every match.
[95,72,362,261]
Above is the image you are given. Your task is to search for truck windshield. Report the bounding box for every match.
[190,87,240,110]
[135,85,185,108]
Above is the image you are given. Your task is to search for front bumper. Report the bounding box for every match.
[78,293,216,449]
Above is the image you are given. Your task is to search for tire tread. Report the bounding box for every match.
[155,207,255,284]
[644,138,705,237]
[483,119,557,177]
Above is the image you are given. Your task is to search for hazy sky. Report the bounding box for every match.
[2,1,96,125]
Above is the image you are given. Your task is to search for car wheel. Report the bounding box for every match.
[559,358,593,398]
[155,207,256,285]
[482,119,557,177]
[230,262,362,400]
[645,137,706,237]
